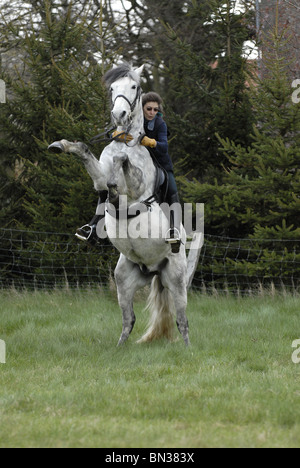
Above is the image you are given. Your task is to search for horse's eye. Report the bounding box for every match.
[132,85,137,90]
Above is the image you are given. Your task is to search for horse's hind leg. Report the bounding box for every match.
[114,254,151,346]
[173,287,189,346]
[161,257,190,346]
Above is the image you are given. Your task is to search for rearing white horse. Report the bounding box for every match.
[49,63,200,346]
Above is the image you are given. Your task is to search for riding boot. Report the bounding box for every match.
[75,190,108,244]
[165,193,182,253]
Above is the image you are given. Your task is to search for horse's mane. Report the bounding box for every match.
[103,62,141,88]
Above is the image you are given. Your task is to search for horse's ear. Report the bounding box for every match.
[135,65,144,78]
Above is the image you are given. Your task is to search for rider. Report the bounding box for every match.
[141,92,181,248]
[76,92,181,250]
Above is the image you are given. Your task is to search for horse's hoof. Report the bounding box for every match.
[48,142,65,153]
[117,336,125,346]
[117,332,131,346]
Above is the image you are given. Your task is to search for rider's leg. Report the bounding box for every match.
[75,190,108,243]
[165,172,182,252]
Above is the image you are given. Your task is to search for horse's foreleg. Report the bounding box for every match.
[114,255,151,346]
[48,140,107,191]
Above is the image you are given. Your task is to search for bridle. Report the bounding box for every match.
[90,79,162,216]
[109,84,142,147]
[112,84,141,114]
[89,82,143,146]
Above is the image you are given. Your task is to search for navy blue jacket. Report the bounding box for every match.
[144,115,173,172]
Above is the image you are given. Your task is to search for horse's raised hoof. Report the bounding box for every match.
[48,141,65,154]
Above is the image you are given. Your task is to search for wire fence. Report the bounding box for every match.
[195,234,300,295]
[0,228,119,291]
[0,228,299,294]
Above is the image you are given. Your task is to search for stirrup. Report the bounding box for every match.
[165,228,181,244]
[75,224,93,242]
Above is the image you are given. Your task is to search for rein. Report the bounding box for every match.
[89,125,116,145]
[89,127,143,147]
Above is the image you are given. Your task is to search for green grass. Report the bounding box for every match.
[0,288,300,448]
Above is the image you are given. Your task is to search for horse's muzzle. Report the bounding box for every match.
[111,108,131,128]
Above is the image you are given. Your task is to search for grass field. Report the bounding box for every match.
[0,288,300,448]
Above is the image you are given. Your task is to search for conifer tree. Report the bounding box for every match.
[0,0,118,287]
[0,1,113,232]
[159,0,256,179]
[181,19,300,288]
[187,21,300,238]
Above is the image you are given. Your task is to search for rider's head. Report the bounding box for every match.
[142,92,163,121]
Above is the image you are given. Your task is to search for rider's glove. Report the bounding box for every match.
[112,131,133,143]
[140,136,157,148]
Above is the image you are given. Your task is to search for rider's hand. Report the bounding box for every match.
[112,131,133,143]
[140,136,157,148]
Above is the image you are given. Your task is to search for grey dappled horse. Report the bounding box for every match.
[49,63,200,346]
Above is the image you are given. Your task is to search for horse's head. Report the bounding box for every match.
[104,63,144,128]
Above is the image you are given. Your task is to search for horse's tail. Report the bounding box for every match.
[137,276,175,343]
